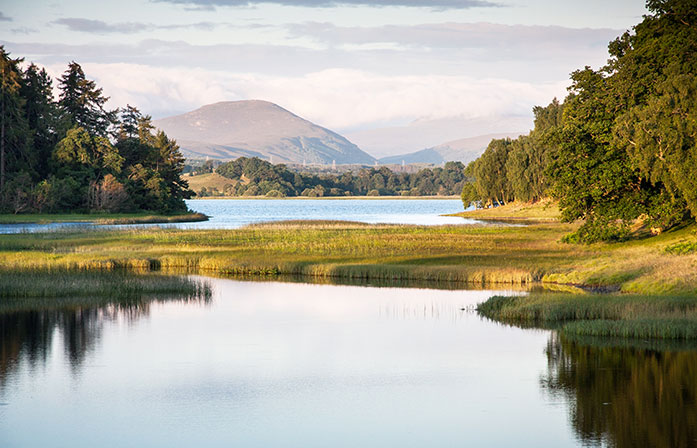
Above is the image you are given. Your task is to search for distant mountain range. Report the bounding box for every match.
[154,100,528,166]
[344,115,533,159]
[379,133,525,165]
[153,100,376,164]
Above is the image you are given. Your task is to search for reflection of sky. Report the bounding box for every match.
[0,278,578,447]
[0,199,494,233]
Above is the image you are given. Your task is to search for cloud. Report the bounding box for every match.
[0,11,12,21]
[3,28,613,84]
[44,62,567,131]
[153,0,501,9]
[287,21,620,53]
[50,18,223,34]
[51,18,150,34]
[11,27,38,34]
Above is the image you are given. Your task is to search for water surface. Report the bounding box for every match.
[0,199,474,233]
[3,278,693,447]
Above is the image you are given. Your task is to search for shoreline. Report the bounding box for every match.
[0,212,208,225]
[189,195,460,200]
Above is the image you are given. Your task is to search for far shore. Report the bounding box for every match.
[0,212,208,225]
[190,195,460,200]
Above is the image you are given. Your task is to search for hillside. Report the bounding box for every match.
[379,132,524,164]
[153,100,376,164]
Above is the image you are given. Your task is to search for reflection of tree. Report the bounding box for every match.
[0,303,153,389]
[542,334,697,448]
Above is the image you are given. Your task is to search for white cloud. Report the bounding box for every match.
[66,63,567,130]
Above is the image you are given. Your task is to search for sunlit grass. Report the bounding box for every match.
[477,293,697,339]
[0,211,695,293]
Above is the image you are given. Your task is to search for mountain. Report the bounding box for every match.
[344,115,533,158]
[379,132,525,165]
[153,100,376,164]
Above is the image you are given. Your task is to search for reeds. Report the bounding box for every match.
[477,293,697,339]
[0,269,211,301]
[0,217,696,293]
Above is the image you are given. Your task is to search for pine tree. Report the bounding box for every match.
[58,62,115,137]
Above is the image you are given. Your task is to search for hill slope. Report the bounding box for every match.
[379,132,524,164]
[154,100,376,164]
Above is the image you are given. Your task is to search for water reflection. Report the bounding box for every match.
[0,303,152,388]
[543,333,697,448]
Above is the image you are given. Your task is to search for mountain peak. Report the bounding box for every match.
[153,100,375,164]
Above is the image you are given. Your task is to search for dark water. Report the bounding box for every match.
[1,278,694,447]
[0,199,479,233]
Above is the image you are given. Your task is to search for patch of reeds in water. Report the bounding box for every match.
[0,270,211,303]
[477,293,697,339]
[94,212,208,225]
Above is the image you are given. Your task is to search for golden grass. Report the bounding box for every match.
[452,199,561,222]
[1,210,696,294]
[184,172,236,193]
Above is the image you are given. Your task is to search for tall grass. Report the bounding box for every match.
[0,217,695,293]
[0,270,211,302]
[477,293,697,339]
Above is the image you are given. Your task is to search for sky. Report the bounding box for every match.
[0,0,648,151]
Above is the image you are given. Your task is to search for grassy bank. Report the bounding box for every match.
[451,200,561,222]
[477,293,697,339]
[0,212,208,225]
[0,209,696,293]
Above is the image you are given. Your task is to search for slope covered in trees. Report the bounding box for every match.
[211,157,467,197]
[462,0,696,243]
[0,49,191,214]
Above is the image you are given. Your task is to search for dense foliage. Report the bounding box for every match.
[210,157,467,197]
[460,99,562,208]
[0,49,191,214]
[463,0,696,242]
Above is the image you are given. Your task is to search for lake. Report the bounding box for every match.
[0,199,475,234]
[1,277,694,447]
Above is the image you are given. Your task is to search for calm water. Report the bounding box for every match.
[0,199,476,234]
[2,278,694,447]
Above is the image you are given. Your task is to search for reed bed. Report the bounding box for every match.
[477,293,697,339]
[94,213,208,225]
[0,269,211,301]
[0,216,695,293]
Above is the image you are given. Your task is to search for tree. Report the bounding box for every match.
[0,46,30,190]
[58,62,116,137]
[21,63,59,179]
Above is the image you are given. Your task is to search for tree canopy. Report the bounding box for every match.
[0,49,191,214]
[462,0,697,243]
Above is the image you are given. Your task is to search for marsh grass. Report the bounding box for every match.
[0,270,211,304]
[0,212,208,225]
[94,213,208,225]
[477,293,697,339]
[0,211,696,293]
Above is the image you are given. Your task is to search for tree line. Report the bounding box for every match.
[208,157,467,197]
[462,0,696,243]
[0,48,191,214]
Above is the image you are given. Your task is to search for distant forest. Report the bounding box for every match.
[0,49,191,214]
[202,157,467,197]
[462,0,696,243]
